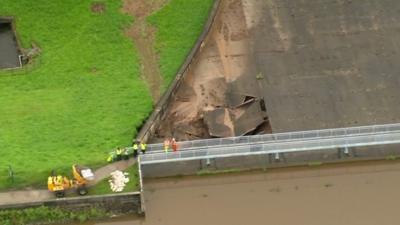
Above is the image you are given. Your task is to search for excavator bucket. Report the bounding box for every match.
[72,165,94,184]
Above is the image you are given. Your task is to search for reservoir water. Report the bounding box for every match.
[72,160,400,225]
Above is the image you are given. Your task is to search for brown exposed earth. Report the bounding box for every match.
[91,2,106,14]
[155,0,271,141]
[123,0,166,102]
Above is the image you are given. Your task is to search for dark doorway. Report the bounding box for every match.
[0,19,21,69]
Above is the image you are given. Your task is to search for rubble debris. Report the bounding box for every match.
[108,170,130,192]
[234,100,268,135]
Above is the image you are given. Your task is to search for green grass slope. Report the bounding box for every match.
[148,0,214,85]
[0,0,214,190]
[0,0,152,189]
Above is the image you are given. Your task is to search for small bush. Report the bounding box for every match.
[0,206,108,225]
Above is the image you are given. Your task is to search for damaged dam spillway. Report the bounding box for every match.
[154,0,400,141]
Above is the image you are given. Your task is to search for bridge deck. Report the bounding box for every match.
[140,123,400,164]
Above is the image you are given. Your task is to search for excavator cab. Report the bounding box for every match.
[48,165,94,197]
[47,175,73,198]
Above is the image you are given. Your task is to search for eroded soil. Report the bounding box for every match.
[123,0,166,102]
[91,2,106,14]
[155,0,270,141]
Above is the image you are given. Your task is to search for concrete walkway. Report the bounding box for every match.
[0,190,51,205]
[0,159,137,206]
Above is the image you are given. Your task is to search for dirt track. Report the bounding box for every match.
[155,0,400,141]
[0,159,135,205]
[123,0,165,102]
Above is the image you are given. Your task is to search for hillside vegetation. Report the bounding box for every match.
[0,0,152,189]
[148,0,214,85]
[0,0,214,190]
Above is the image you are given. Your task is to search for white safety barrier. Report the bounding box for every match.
[139,123,400,164]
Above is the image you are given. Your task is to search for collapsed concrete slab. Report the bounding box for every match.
[204,108,234,137]
[233,100,267,135]
[204,99,267,137]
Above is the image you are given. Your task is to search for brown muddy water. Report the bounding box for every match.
[73,160,400,225]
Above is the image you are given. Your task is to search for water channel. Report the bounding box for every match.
[72,160,400,225]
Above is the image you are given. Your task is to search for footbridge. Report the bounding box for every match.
[139,123,400,165]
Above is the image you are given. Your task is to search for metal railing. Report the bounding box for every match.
[144,123,400,152]
[139,123,400,164]
[137,157,146,214]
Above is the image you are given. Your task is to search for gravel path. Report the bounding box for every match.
[0,159,137,206]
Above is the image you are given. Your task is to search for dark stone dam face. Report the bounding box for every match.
[0,20,20,69]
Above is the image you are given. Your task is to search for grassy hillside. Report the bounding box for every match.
[0,0,152,189]
[0,0,214,190]
[148,0,214,85]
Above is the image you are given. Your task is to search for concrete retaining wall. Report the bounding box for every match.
[0,16,24,70]
[135,0,221,144]
[141,144,400,178]
[0,17,23,54]
[0,17,13,24]
[0,192,143,215]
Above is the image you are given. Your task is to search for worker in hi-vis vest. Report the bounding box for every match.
[140,142,147,154]
[133,142,139,158]
[116,147,123,161]
[171,138,178,152]
[164,138,170,153]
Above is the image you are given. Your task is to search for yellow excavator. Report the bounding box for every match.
[47,165,94,197]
